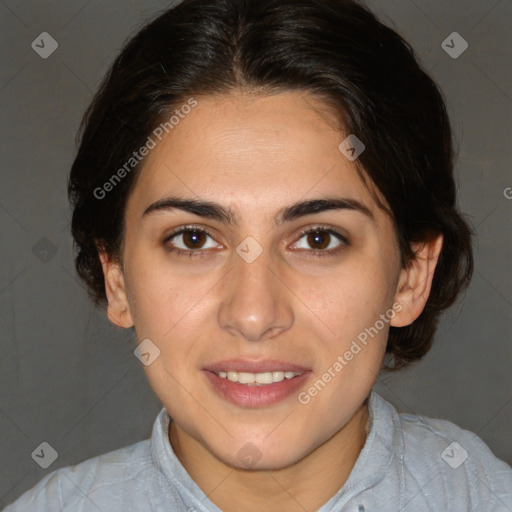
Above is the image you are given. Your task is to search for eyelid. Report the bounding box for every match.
[163,224,349,257]
[163,225,221,247]
[289,225,349,254]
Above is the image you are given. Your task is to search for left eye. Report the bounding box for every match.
[291,228,347,253]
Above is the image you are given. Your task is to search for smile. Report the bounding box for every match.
[203,368,312,407]
[214,370,304,385]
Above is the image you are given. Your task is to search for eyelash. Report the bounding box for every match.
[163,225,349,259]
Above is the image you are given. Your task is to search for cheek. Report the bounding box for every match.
[128,271,225,381]
[300,263,392,327]
[297,269,394,383]
[126,261,201,340]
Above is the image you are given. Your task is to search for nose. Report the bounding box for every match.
[217,244,294,342]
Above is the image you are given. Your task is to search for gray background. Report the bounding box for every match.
[1,0,511,507]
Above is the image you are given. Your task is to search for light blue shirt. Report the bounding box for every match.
[4,391,512,511]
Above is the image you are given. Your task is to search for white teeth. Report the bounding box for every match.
[238,372,255,384]
[227,371,238,382]
[256,372,274,384]
[214,370,303,385]
[272,371,285,382]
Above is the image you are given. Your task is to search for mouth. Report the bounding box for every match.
[213,370,305,385]
[202,359,312,407]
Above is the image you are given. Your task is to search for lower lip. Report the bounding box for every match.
[202,370,312,408]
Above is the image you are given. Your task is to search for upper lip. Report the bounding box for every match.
[203,359,310,373]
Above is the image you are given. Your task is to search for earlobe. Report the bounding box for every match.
[97,249,134,329]
[391,232,443,328]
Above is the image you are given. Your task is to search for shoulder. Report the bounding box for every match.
[4,439,156,512]
[397,408,512,509]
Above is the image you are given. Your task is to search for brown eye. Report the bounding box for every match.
[164,227,218,256]
[181,230,208,249]
[291,226,348,257]
[306,230,331,250]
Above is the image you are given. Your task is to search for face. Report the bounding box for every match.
[101,91,430,470]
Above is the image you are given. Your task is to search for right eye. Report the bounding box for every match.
[164,226,220,257]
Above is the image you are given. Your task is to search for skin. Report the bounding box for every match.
[98,90,443,511]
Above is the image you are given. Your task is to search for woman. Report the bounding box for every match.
[5,0,512,510]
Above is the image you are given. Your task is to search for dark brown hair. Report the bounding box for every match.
[68,0,474,371]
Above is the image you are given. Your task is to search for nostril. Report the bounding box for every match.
[358,506,365,512]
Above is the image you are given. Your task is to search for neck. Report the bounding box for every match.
[169,399,370,512]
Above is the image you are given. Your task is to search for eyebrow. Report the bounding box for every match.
[142,195,374,225]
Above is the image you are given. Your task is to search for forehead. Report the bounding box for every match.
[125,91,383,220]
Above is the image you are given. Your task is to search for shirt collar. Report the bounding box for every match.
[150,390,404,510]
[318,390,405,510]
[150,405,221,510]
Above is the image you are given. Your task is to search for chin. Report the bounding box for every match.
[207,433,315,472]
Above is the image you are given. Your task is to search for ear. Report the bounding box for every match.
[97,247,134,329]
[391,232,444,328]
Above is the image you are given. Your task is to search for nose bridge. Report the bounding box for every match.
[233,244,275,297]
[217,241,293,341]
